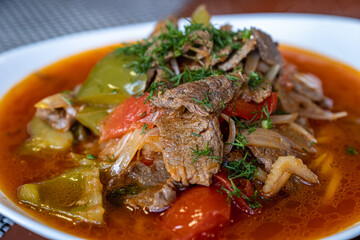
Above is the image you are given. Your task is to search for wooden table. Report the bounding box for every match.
[2,0,359,239]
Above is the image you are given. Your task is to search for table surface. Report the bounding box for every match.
[1,0,359,239]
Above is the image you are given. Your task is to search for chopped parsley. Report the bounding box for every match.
[190,142,219,164]
[248,71,263,89]
[346,146,358,156]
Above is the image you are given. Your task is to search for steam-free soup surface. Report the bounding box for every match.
[0,45,359,239]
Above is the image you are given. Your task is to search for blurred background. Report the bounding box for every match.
[0,0,359,239]
[0,0,359,52]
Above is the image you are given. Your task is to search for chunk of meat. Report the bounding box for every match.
[156,111,223,186]
[252,28,282,66]
[249,146,293,171]
[241,79,272,103]
[262,156,318,197]
[219,39,256,71]
[35,93,76,131]
[151,75,242,117]
[292,73,323,101]
[106,160,176,212]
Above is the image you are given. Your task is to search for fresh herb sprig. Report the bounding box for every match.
[190,142,219,163]
[224,152,257,180]
[192,92,213,111]
[248,71,263,89]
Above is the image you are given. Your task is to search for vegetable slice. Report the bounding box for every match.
[100,93,162,141]
[18,117,73,154]
[163,186,230,240]
[17,166,104,224]
[76,51,146,105]
[223,92,277,120]
[75,106,109,135]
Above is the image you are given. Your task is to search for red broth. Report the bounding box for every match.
[0,45,359,239]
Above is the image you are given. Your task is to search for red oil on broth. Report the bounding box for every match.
[0,44,359,240]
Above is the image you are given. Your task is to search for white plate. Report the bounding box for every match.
[0,13,359,240]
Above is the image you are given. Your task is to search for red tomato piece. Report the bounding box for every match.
[163,186,230,240]
[213,171,255,215]
[100,93,162,141]
[222,92,277,121]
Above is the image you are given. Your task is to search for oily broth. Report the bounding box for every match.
[0,45,359,240]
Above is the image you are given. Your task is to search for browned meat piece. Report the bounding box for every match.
[241,79,272,103]
[36,108,75,131]
[292,73,323,102]
[156,111,223,186]
[34,93,76,131]
[249,146,293,171]
[107,160,177,212]
[219,39,256,71]
[252,28,282,66]
[210,45,232,66]
[151,75,243,117]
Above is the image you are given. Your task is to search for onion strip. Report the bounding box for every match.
[270,113,298,124]
[220,113,236,154]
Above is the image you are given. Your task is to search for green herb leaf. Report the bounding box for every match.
[346,146,358,156]
[248,71,263,89]
[85,154,97,160]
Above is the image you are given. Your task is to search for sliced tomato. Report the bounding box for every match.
[163,186,230,240]
[213,171,255,215]
[100,93,163,141]
[222,92,277,121]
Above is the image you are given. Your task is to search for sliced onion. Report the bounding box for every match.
[290,91,348,120]
[289,122,317,143]
[100,128,162,176]
[270,113,299,124]
[243,128,291,150]
[170,58,180,75]
[244,51,260,75]
[220,113,236,154]
[265,64,280,82]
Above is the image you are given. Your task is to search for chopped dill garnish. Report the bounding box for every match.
[106,154,116,162]
[191,133,201,137]
[224,152,257,180]
[248,71,263,89]
[226,74,242,87]
[85,154,97,160]
[192,92,213,111]
[229,131,248,150]
[260,103,273,129]
[144,81,166,103]
[141,123,150,135]
[190,142,218,163]
[346,146,358,156]
[139,111,146,118]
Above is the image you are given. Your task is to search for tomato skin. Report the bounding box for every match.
[100,93,162,141]
[222,92,277,121]
[213,171,255,215]
[163,186,230,240]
